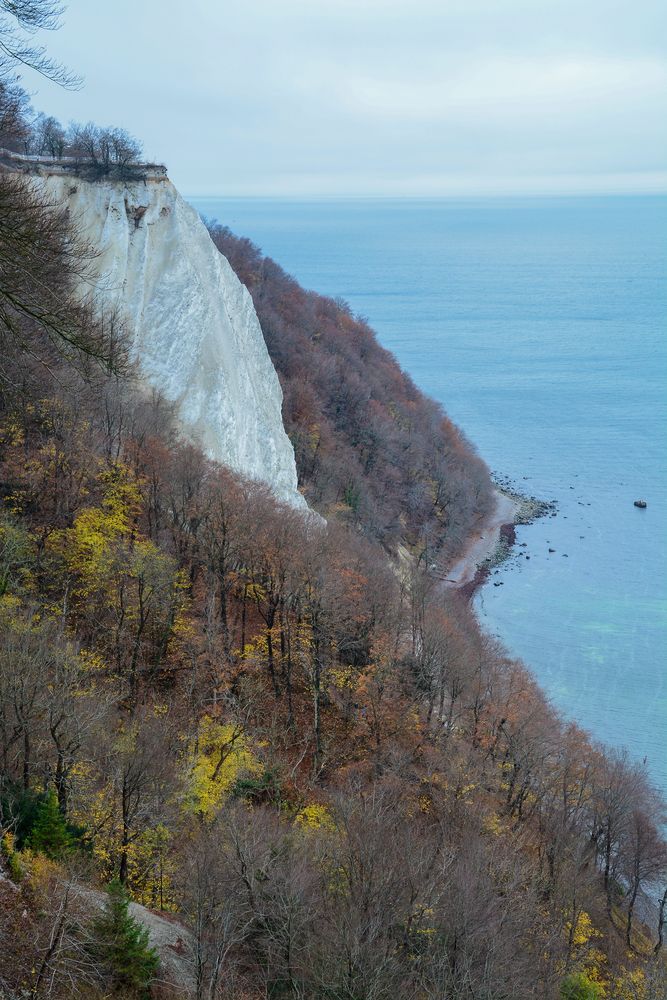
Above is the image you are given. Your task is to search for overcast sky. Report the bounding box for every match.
[19,0,667,196]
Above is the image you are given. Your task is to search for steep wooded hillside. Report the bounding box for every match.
[1,76,666,1000]
[209,224,493,559]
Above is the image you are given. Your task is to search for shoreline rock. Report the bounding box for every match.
[451,480,556,601]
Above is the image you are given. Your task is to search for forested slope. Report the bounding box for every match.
[1,73,667,1000]
[208,224,493,559]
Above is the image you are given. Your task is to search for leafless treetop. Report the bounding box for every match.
[0,0,80,88]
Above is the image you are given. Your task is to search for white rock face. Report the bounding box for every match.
[33,172,306,509]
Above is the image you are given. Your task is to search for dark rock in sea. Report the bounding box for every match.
[526,555,530,559]
[634,499,647,509]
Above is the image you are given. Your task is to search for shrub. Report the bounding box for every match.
[232,768,283,806]
[561,972,604,1000]
[1,831,23,881]
[91,880,159,998]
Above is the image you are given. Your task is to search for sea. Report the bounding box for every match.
[190,194,667,796]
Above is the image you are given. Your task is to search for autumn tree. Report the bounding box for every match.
[591,749,646,915]
[91,709,176,889]
[621,805,667,949]
[207,222,494,559]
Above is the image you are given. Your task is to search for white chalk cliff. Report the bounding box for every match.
[33,171,306,509]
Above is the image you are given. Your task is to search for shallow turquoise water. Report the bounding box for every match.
[190,195,667,793]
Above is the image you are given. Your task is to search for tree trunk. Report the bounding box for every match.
[626,878,639,949]
[23,729,30,791]
[655,887,667,954]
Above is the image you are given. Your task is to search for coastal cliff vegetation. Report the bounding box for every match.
[208,224,492,561]
[1,8,667,999]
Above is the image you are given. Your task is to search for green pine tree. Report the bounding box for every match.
[561,973,603,1000]
[92,879,159,998]
[26,789,74,859]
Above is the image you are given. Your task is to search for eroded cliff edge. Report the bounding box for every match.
[31,168,307,509]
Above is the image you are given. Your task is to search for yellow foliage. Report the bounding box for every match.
[1,831,16,854]
[418,794,433,814]
[408,706,422,733]
[49,463,142,598]
[325,863,349,897]
[612,968,646,1000]
[170,589,195,641]
[0,416,25,448]
[185,716,261,819]
[25,851,61,891]
[240,628,271,662]
[559,908,608,992]
[73,784,116,873]
[98,465,143,519]
[125,824,177,911]
[44,465,189,675]
[585,961,608,995]
[455,781,477,801]
[566,910,601,949]
[245,582,266,602]
[412,905,437,938]
[0,592,22,616]
[482,812,505,836]
[293,620,314,659]
[330,666,358,691]
[294,803,336,833]
[78,648,107,673]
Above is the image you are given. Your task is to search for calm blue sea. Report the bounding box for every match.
[190,195,667,794]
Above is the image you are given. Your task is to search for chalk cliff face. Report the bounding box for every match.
[33,171,306,509]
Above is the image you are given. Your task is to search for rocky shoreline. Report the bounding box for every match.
[452,481,557,600]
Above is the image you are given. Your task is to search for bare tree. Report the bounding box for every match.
[65,121,143,177]
[0,861,103,997]
[0,0,80,87]
[32,110,65,156]
[0,75,30,148]
[622,806,667,949]
[181,815,259,1000]
[0,170,131,382]
[591,749,646,915]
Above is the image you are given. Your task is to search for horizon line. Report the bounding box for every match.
[185,188,667,202]
[178,169,667,201]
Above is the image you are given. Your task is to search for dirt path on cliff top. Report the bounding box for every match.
[443,490,518,590]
